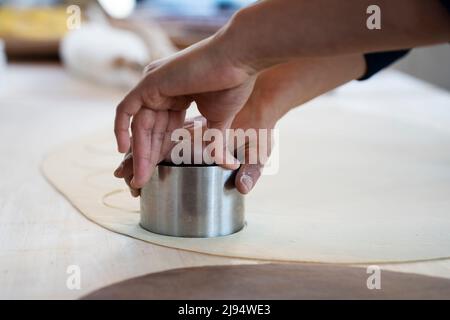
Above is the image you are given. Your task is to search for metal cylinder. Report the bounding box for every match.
[140,163,245,238]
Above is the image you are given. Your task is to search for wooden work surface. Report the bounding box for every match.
[1,63,450,299]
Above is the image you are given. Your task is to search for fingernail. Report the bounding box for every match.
[240,174,253,193]
[113,164,123,177]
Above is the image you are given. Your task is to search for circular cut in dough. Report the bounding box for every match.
[42,103,450,263]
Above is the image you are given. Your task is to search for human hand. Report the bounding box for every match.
[114,34,256,189]
[113,113,274,196]
[230,54,367,193]
[114,117,206,197]
[114,54,366,196]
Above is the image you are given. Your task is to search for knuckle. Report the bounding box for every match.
[114,126,127,134]
[116,99,130,115]
[153,131,165,143]
[132,111,154,130]
[141,86,165,109]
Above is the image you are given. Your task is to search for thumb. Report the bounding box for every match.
[235,163,263,194]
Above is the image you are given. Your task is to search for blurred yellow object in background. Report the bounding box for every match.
[0,6,69,41]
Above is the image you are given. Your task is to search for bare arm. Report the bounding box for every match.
[219,0,450,72]
[113,0,448,188]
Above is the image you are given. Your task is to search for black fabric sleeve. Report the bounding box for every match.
[358,50,411,81]
[441,0,450,12]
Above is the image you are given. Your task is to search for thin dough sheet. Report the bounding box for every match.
[42,104,450,263]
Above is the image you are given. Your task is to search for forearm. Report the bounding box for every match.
[232,54,366,130]
[220,0,450,72]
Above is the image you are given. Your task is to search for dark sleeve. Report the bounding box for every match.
[359,0,449,81]
[358,50,411,81]
[441,0,450,12]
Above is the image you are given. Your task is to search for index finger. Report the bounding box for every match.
[114,93,142,153]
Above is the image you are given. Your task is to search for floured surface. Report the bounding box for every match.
[5,64,450,299]
[42,101,450,264]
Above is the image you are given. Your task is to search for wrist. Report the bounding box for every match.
[214,5,287,76]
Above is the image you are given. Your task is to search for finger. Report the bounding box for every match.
[116,155,134,179]
[158,96,190,163]
[148,110,169,171]
[114,162,124,178]
[207,118,240,170]
[124,174,140,197]
[159,110,186,162]
[235,163,263,194]
[115,93,142,153]
[112,151,140,197]
[114,152,133,178]
[130,108,155,189]
[220,147,240,170]
[119,154,140,197]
